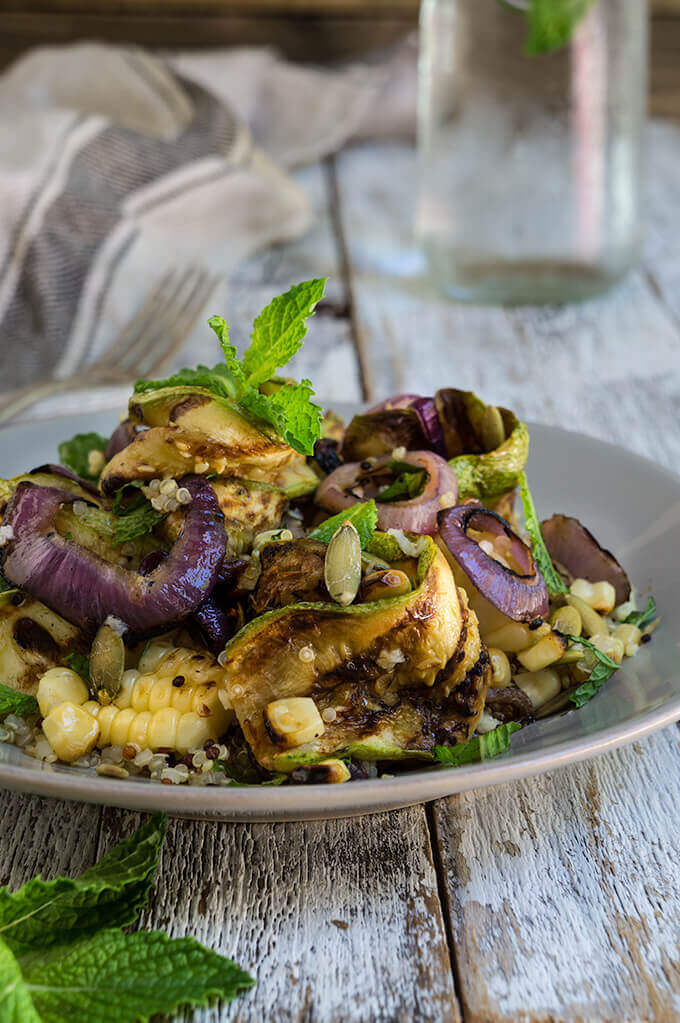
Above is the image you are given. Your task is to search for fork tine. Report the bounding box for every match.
[134,272,220,379]
[91,268,180,373]
[114,268,201,375]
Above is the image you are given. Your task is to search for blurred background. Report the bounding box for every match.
[0,0,678,435]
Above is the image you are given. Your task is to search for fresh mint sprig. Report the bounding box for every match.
[519,472,567,597]
[135,279,327,456]
[434,722,521,766]
[0,813,253,1022]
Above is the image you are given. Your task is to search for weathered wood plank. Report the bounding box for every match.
[98,805,461,1023]
[0,793,102,885]
[433,726,680,1023]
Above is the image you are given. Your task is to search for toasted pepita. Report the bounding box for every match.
[324,520,362,606]
[90,624,126,699]
[481,404,506,452]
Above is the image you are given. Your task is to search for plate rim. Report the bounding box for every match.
[1,410,679,819]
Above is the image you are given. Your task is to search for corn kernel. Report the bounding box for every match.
[483,621,536,653]
[114,670,139,710]
[110,708,137,747]
[517,632,567,672]
[130,674,155,712]
[265,697,325,748]
[550,605,582,637]
[487,648,512,687]
[589,633,625,665]
[37,668,89,717]
[147,707,181,750]
[97,705,118,746]
[565,594,608,637]
[613,623,642,657]
[176,712,213,754]
[42,702,99,763]
[127,710,152,749]
[514,669,561,709]
[148,677,173,713]
[138,642,174,674]
[570,578,616,615]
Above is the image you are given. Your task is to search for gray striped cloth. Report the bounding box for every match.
[0,41,416,409]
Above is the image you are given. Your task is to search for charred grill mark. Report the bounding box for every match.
[168,395,211,422]
[13,618,60,660]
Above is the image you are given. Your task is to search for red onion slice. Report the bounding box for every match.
[105,419,137,461]
[541,514,631,605]
[409,397,447,458]
[366,394,422,414]
[30,464,101,498]
[316,451,458,535]
[1,475,225,633]
[438,505,549,622]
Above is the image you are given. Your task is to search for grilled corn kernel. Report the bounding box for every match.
[488,648,512,687]
[37,667,89,717]
[550,605,582,638]
[176,711,216,753]
[148,707,181,750]
[265,697,325,748]
[570,578,616,615]
[42,702,99,763]
[517,631,567,672]
[589,633,625,665]
[361,569,412,603]
[110,708,137,747]
[613,623,642,656]
[114,670,139,710]
[483,621,536,653]
[96,705,119,746]
[137,640,175,674]
[565,594,608,637]
[514,669,561,709]
[127,711,152,749]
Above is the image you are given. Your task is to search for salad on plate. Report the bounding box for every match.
[0,280,659,788]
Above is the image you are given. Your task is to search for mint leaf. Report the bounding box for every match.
[0,813,166,954]
[376,462,426,503]
[23,929,254,1023]
[133,364,237,400]
[0,683,38,721]
[113,500,166,545]
[519,472,567,596]
[242,279,327,387]
[624,596,657,630]
[63,653,90,682]
[309,500,379,550]
[58,432,108,483]
[0,938,41,1023]
[241,378,323,456]
[525,0,596,55]
[206,318,247,393]
[435,723,521,766]
[564,634,619,708]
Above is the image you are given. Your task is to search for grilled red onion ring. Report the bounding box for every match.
[316,451,458,535]
[438,505,549,622]
[30,464,101,498]
[541,514,631,605]
[1,475,225,632]
[345,395,446,460]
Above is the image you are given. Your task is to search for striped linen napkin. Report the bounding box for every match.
[0,41,416,414]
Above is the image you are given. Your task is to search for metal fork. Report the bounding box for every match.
[0,267,219,426]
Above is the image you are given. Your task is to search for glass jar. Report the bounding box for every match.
[417,0,648,305]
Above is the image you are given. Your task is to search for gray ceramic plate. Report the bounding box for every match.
[1,406,679,820]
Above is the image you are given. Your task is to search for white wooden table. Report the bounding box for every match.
[3,124,680,1022]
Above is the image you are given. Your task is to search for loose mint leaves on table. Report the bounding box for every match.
[0,812,254,1022]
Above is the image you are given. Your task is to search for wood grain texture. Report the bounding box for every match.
[433,727,680,1023]
[96,806,461,1023]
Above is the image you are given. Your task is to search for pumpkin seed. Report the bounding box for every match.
[481,404,506,452]
[90,623,125,699]
[324,520,362,606]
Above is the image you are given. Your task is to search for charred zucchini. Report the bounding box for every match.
[223,535,490,771]
[101,387,316,496]
[0,596,85,696]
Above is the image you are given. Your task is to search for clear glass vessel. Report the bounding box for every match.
[417,0,648,305]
